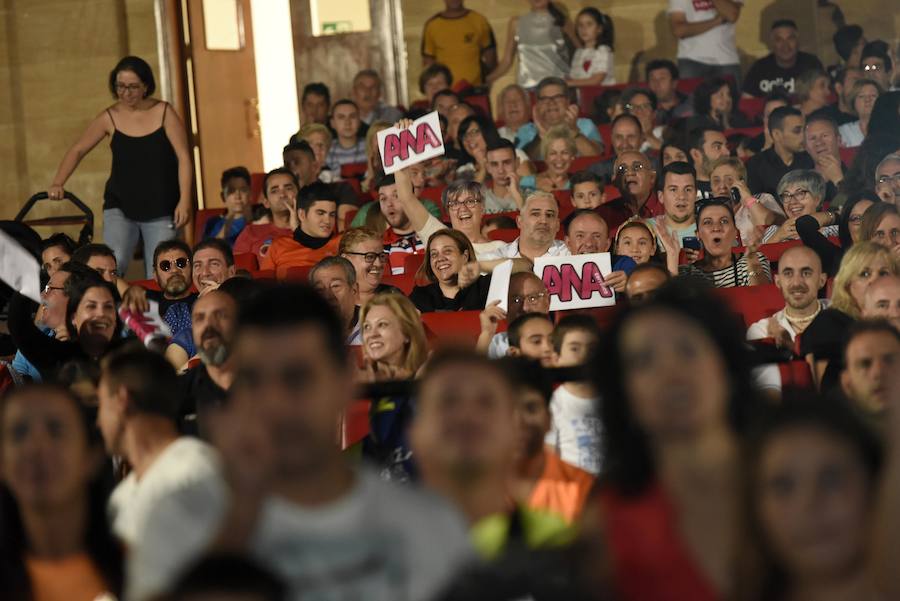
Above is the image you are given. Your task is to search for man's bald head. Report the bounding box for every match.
[508,272,550,322]
[774,245,826,311]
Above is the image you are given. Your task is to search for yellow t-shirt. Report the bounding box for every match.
[422,10,495,86]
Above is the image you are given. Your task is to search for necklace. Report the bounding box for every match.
[784,301,822,330]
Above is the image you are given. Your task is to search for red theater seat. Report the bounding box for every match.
[676,77,705,95]
[284,266,313,281]
[382,270,416,295]
[488,228,519,242]
[404,253,425,275]
[341,162,368,179]
[422,310,489,348]
[233,253,258,272]
[463,93,493,120]
[420,186,447,206]
[779,360,814,392]
[839,146,858,166]
[340,400,371,449]
[734,240,803,264]
[738,97,766,122]
[570,155,603,172]
[249,269,276,281]
[712,284,785,329]
[724,126,764,139]
[193,208,226,243]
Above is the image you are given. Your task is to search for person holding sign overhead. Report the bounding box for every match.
[410,229,492,313]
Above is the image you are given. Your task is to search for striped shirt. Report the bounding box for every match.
[678,252,771,288]
[325,139,367,172]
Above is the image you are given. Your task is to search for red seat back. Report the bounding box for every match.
[382,271,416,295]
[779,360,814,393]
[738,97,767,123]
[463,93,493,120]
[487,228,519,242]
[839,146,858,166]
[340,162,368,179]
[422,310,485,349]
[233,253,258,272]
[340,399,371,449]
[249,269,276,281]
[404,253,425,276]
[676,77,705,95]
[713,284,785,329]
[251,172,265,203]
[735,240,803,264]
[284,266,313,281]
[193,208,226,243]
[570,155,603,172]
[723,126,764,139]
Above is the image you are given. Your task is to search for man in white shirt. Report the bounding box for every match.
[667,0,743,83]
[746,246,828,396]
[479,191,571,264]
[126,285,472,601]
[99,346,220,547]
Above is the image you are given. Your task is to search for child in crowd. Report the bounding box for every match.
[202,167,252,247]
[567,8,616,87]
[507,313,555,367]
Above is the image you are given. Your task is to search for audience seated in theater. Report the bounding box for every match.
[795,68,833,118]
[359,120,390,193]
[297,82,330,127]
[804,113,847,203]
[519,126,575,194]
[799,190,879,277]
[479,191,570,263]
[282,140,319,189]
[742,19,824,98]
[293,123,337,183]
[421,1,496,87]
[566,8,615,87]
[339,227,400,306]
[522,77,603,161]
[624,261,671,302]
[411,350,572,561]
[72,242,128,295]
[325,99,367,173]
[233,167,296,259]
[749,90,792,152]
[746,106,814,197]
[597,150,663,232]
[125,285,472,601]
[801,241,898,391]
[201,167,251,247]
[431,87,460,118]
[260,182,341,278]
[875,153,900,204]
[564,209,632,292]
[592,281,756,600]
[192,238,236,297]
[587,113,643,185]
[838,79,883,147]
[614,218,659,268]
[446,102,476,156]
[420,63,454,107]
[507,313,555,367]
[686,126,729,199]
[841,319,900,420]
[860,41,895,91]
[496,84,532,146]
[569,170,606,209]
[862,275,900,330]
[736,399,886,601]
[365,173,428,275]
[351,69,402,126]
[353,162,436,229]
[41,232,75,277]
[456,115,533,183]
[689,76,750,131]
[646,59,693,125]
[484,138,526,212]
[622,87,665,153]
[761,170,838,244]
[410,228,491,313]
[310,256,362,346]
[709,156,784,246]
[647,161,699,249]
[746,245,828,397]
[100,346,219,546]
[678,199,771,287]
[546,314,602,475]
[0,384,124,600]
[478,271,551,359]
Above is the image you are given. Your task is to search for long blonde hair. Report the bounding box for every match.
[360,293,428,375]
[831,241,899,318]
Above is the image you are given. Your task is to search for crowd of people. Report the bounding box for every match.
[2,0,900,600]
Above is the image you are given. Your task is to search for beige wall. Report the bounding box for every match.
[401,0,898,110]
[0,0,160,243]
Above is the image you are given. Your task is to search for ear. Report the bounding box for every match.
[774,273,782,289]
[600,237,611,252]
[516,213,523,230]
[508,346,521,357]
[689,148,702,164]
[817,273,828,290]
[840,369,853,399]
[227,265,236,278]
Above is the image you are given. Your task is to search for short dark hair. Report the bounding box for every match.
[833,25,864,61]
[220,166,251,189]
[65,277,121,341]
[843,318,900,362]
[236,283,347,368]
[486,137,517,155]
[661,161,697,186]
[552,313,600,354]
[687,125,722,152]
[645,59,679,81]
[861,40,893,72]
[101,344,180,420]
[693,77,732,116]
[622,87,657,111]
[41,232,76,256]
[282,140,315,160]
[771,19,798,31]
[193,238,234,267]
[297,182,338,212]
[71,243,116,266]
[167,553,286,601]
[262,167,299,199]
[301,82,331,105]
[108,56,156,98]
[353,69,381,85]
[768,106,803,134]
[430,89,459,109]
[508,313,554,349]
[419,63,453,94]
[330,98,358,115]
[764,88,793,109]
[611,113,642,134]
[536,76,570,99]
[374,173,396,191]
[60,261,107,299]
[570,170,604,188]
[152,239,192,268]
[496,357,554,407]
[805,111,839,134]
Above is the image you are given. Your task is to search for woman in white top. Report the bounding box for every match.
[567,8,616,87]
[762,170,838,244]
[838,79,883,148]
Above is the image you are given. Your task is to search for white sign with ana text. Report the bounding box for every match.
[377,111,445,175]
[533,253,616,311]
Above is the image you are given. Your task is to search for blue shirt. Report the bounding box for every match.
[11,327,54,382]
[202,216,247,247]
[515,119,602,150]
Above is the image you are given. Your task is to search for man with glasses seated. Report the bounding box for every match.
[310,256,362,346]
[339,228,400,307]
[597,150,664,232]
[478,271,552,359]
[876,154,900,205]
[522,77,603,161]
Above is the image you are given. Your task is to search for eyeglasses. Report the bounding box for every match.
[157,257,189,272]
[848,214,866,224]
[463,128,482,140]
[615,162,648,175]
[344,251,389,264]
[447,198,482,210]
[537,93,567,104]
[42,284,65,295]
[780,189,812,203]
[510,292,547,306]
[863,64,882,72]
[115,83,143,92]
[877,173,900,186]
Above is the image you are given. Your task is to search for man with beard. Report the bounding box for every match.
[176,289,239,436]
[309,256,361,345]
[747,245,828,396]
[563,210,632,292]
[686,126,729,199]
[101,345,219,547]
[376,173,427,274]
[597,150,663,232]
[746,106,814,197]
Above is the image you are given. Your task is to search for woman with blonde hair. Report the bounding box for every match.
[801,241,899,389]
[519,125,576,193]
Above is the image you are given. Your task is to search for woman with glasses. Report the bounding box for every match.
[838,79,884,148]
[622,88,665,152]
[456,115,534,184]
[410,229,491,313]
[762,170,838,244]
[860,203,900,254]
[46,56,192,279]
[339,228,398,307]
[519,126,576,194]
[679,199,771,288]
[690,77,750,132]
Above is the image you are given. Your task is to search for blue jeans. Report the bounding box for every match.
[677,59,742,89]
[103,209,176,278]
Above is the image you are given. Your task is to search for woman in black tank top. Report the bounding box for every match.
[48,56,192,278]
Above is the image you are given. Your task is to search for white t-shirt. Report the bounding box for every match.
[126,468,473,601]
[667,0,742,65]
[838,121,864,148]
[418,214,506,259]
[569,46,616,84]
[479,238,571,260]
[735,193,785,246]
[546,385,603,474]
[108,437,220,547]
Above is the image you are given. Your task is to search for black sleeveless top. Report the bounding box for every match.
[103,102,180,221]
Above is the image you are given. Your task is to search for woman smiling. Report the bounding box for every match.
[410,229,491,313]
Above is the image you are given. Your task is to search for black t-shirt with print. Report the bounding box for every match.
[742,52,824,97]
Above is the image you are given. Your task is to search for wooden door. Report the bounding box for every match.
[184,0,263,209]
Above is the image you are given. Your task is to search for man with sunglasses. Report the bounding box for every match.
[597,150,663,232]
[523,77,603,161]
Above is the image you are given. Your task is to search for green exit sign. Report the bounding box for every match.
[321,21,352,34]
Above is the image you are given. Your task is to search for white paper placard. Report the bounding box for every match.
[377,111,445,175]
[0,229,41,303]
[533,252,616,311]
[485,259,513,312]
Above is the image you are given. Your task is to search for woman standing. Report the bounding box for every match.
[48,56,192,278]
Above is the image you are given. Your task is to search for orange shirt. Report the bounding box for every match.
[26,553,111,601]
[260,235,343,279]
[527,447,595,524]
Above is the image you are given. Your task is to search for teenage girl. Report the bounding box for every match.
[567,8,616,87]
